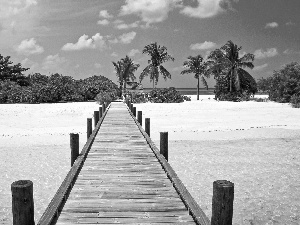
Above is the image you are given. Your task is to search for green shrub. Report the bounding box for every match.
[95,90,118,105]
[131,92,148,103]
[148,87,190,103]
[290,94,300,108]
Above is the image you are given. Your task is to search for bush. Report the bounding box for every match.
[131,92,149,103]
[148,87,190,103]
[95,90,118,105]
[290,94,300,108]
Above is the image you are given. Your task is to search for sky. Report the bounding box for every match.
[1,0,299,88]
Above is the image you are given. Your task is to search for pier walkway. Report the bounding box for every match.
[38,102,209,225]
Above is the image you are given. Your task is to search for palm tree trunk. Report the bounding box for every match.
[230,70,233,92]
[197,77,199,100]
[152,79,155,90]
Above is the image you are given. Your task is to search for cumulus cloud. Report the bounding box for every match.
[128,49,140,57]
[190,41,217,50]
[61,33,106,51]
[99,10,113,19]
[14,38,44,55]
[180,0,238,18]
[283,49,300,55]
[111,52,118,57]
[254,48,278,59]
[21,57,39,71]
[253,63,268,71]
[42,54,67,72]
[0,0,39,47]
[265,22,278,28]
[97,19,110,25]
[116,31,137,44]
[286,21,295,26]
[94,63,103,69]
[120,0,179,25]
[115,21,140,30]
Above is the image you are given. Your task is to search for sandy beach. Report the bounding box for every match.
[1,95,300,224]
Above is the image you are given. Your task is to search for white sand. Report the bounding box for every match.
[1,96,300,224]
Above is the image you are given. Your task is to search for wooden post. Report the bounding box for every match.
[99,106,102,118]
[211,180,234,225]
[137,111,142,126]
[70,133,79,166]
[94,111,99,127]
[145,118,150,136]
[102,103,106,113]
[130,103,133,112]
[87,118,92,139]
[133,107,137,117]
[160,132,168,161]
[11,180,34,225]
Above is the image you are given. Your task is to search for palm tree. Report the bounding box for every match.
[208,40,256,94]
[139,42,174,89]
[181,55,209,100]
[112,55,139,95]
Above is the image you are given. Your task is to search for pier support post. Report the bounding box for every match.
[99,106,103,118]
[87,118,92,139]
[160,132,168,161]
[130,103,133,112]
[11,180,34,225]
[145,118,150,136]
[102,103,106,114]
[70,133,79,166]
[133,107,137,117]
[211,180,234,225]
[137,111,142,126]
[94,111,99,127]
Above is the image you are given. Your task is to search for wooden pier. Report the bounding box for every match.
[12,101,234,225]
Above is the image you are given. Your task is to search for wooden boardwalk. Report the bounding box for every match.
[39,102,210,225]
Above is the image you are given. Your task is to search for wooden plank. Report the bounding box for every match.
[37,104,111,225]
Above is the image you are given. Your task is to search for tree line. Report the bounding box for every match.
[113,40,257,101]
[0,54,119,103]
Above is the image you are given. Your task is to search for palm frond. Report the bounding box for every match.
[201,76,208,89]
[159,65,171,81]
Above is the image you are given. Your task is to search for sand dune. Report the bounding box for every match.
[0,96,299,224]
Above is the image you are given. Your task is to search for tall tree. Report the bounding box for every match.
[112,55,139,95]
[208,40,256,95]
[139,42,174,89]
[0,54,29,86]
[181,55,209,100]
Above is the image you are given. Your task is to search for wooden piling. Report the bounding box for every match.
[87,118,92,139]
[11,180,34,225]
[133,107,136,117]
[137,111,142,126]
[160,132,168,161]
[145,118,150,136]
[102,103,106,114]
[99,106,103,118]
[211,180,234,225]
[94,111,99,127]
[70,133,79,166]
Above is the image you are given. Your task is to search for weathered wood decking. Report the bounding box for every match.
[39,102,210,225]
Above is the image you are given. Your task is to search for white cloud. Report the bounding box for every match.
[111,52,118,57]
[286,21,295,26]
[115,21,140,30]
[254,48,278,59]
[0,0,39,47]
[128,49,140,57]
[94,63,103,69]
[97,19,110,25]
[265,22,278,28]
[99,10,113,19]
[21,57,39,71]
[42,54,67,72]
[190,41,217,50]
[120,0,180,25]
[14,38,44,55]
[61,33,106,51]
[283,49,300,55]
[180,0,237,19]
[253,63,268,71]
[119,31,137,44]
